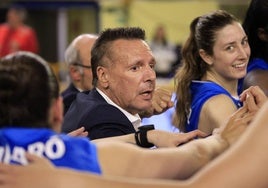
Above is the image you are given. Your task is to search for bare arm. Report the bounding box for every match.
[199,94,238,134]
[0,105,250,188]
[92,129,207,148]
[0,162,184,188]
[98,105,251,180]
[0,101,265,188]
[97,135,227,180]
[188,99,268,188]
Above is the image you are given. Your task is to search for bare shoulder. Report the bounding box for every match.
[199,94,237,133]
[204,94,237,108]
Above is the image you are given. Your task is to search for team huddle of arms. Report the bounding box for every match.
[0,0,268,187]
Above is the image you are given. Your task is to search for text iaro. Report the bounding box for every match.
[0,136,66,165]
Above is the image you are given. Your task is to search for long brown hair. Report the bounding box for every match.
[173,10,238,131]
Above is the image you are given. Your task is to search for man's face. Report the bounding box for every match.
[103,39,156,115]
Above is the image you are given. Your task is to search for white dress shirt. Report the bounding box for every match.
[96,88,141,131]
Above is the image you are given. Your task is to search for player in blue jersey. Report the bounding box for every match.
[174,10,251,134]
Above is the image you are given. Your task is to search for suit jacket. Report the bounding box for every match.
[61,83,80,115]
[62,88,136,140]
[61,83,89,114]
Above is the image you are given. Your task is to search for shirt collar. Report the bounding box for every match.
[96,88,141,131]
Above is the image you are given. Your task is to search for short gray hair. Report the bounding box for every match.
[64,41,83,74]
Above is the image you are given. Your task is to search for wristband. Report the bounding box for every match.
[135,124,155,148]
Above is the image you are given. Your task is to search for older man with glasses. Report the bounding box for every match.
[61,34,98,114]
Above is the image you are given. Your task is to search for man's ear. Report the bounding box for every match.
[257,28,268,42]
[97,66,109,88]
[49,96,63,133]
[69,65,81,81]
[199,49,213,65]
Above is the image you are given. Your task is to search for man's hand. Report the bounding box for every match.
[68,127,88,137]
[140,87,174,118]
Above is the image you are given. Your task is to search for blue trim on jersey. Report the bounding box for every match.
[0,128,102,174]
[186,81,242,132]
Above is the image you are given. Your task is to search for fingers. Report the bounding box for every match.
[220,106,253,146]
[243,92,259,113]
[68,127,88,137]
[140,88,173,117]
[79,130,89,137]
[151,100,164,113]
[25,153,42,163]
[25,153,54,168]
[240,112,255,125]
[240,86,255,101]
[151,88,174,115]
[240,86,267,108]
[157,101,171,110]
[229,105,248,120]
[177,130,208,147]
[250,86,267,108]
[154,87,172,97]
[68,127,84,136]
[167,101,174,108]
[190,130,208,138]
[0,163,12,185]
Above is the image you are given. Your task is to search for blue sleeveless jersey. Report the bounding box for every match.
[186,81,242,132]
[0,128,102,174]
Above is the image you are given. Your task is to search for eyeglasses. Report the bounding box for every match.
[72,63,92,69]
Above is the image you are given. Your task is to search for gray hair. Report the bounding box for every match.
[64,41,83,74]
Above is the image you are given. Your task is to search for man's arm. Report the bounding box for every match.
[89,123,135,140]
[139,87,174,118]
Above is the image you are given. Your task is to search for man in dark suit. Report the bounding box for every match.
[61,34,97,114]
[62,27,173,139]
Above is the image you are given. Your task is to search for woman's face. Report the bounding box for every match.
[208,22,251,81]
